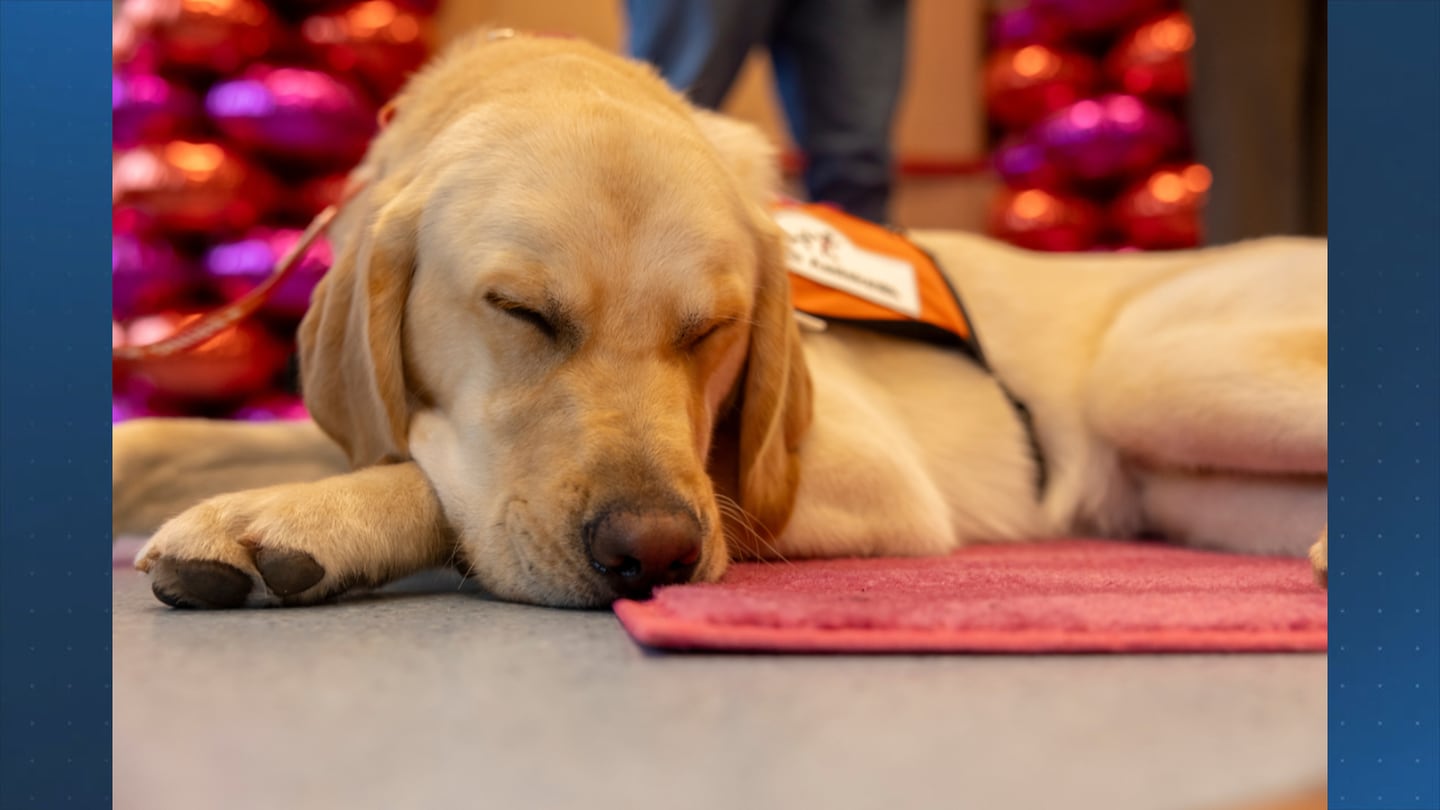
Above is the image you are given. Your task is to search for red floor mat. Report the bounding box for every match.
[614,539,1328,653]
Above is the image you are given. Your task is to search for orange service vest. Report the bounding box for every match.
[773,201,987,365]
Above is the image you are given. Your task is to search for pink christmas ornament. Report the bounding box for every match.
[113,70,200,149]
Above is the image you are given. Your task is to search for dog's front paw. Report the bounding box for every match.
[134,489,347,609]
[1309,526,1327,588]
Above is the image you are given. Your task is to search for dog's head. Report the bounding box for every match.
[299,77,810,607]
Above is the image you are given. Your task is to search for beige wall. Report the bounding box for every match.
[434,0,995,230]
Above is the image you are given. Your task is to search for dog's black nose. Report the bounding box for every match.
[585,506,702,600]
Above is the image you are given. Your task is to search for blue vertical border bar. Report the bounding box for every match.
[0,0,115,807]
[1329,1,1440,808]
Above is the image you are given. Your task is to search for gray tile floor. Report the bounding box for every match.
[114,568,1326,810]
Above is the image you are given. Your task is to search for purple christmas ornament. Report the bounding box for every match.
[993,134,1067,192]
[1032,94,1181,187]
[205,227,333,319]
[232,392,310,422]
[206,65,376,167]
[113,233,193,319]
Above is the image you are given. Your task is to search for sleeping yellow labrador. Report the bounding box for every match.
[114,30,1328,609]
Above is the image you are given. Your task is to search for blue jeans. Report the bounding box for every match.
[626,0,909,223]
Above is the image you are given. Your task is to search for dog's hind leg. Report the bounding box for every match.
[1081,252,1326,575]
[134,461,455,608]
[1084,321,1327,477]
[1134,467,1325,557]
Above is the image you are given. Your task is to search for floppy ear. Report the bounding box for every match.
[297,182,420,468]
[735,218,814,538]
[689,109,812,537]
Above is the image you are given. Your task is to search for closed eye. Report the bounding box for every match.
[484,292,559,340]
[680,318,733,352]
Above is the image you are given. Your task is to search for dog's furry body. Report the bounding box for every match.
[115,33,1327,608]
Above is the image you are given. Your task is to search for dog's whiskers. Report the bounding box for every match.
[715,493,793,567]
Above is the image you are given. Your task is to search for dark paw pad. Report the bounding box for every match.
[254,547,326,597]
[150,559,253,609]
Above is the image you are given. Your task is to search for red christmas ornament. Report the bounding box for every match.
[283,172,351,221]
[1031,93,1182,187]
[988,188,1103,252]
[125,310,291,401]
[113,141,279,235]
[205,227,333,319]
[1030,0,1166,36]
[113,17,162,73]
[113,233,194,319]
[113,71,200,149]
[300,0,430,100]
[1105,11,1194,101]
[1111,163,1211,249]
[984,45,1099,130]
[206,65,377,167]
[118,0,278,76]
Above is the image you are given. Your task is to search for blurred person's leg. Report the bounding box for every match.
[769,0,909,223]
[1185,0,1326,243]
[624,0,786,108]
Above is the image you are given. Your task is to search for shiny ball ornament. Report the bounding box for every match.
[113,205,159,239]
[125,310,290,401]
[1032,94,1181,187]
[1111,163,1211,249]
[283,172,351,221]
[205,228,333,319]
[989,5,1068,49]
[1105,11,1194,100]
[113,141,278,235]
[112,18,162,73]
[113,233,194,319]
[114,321,132,391]
[984,45,1098,130]
[113,71,200,149]
[1030,0,1166,36]
[987,188,1103,252]
[118,0,277,75]
[232,392,309,421]
[112,394,188,423]
[993,135,1067,193]
[300,0,430,100]
[207,66,377,167]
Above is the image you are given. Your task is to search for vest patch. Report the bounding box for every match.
[774,202,984,361]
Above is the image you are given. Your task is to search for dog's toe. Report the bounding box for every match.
[254,547,327,597]
[150,558,255,609]
[1309,527,1328,589]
